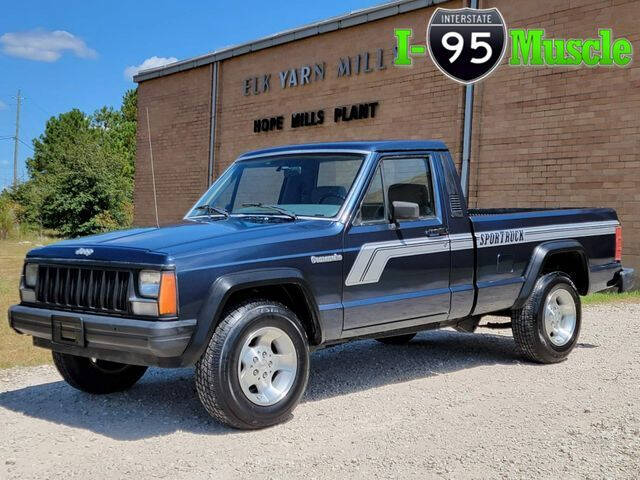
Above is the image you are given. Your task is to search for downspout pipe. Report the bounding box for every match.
[208,61,219,186]
[460,0,478,200]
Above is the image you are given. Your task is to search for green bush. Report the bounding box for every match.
[0,197,18,239]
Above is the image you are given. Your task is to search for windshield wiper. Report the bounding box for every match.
[241,203,297,220]
[193,204,229,218]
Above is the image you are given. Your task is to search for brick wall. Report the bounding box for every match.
[213,0,465,180]
[134,0,640,272]
[471,0,640,271]
[135,65,212,226]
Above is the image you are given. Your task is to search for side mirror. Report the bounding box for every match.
[391,201,420,222]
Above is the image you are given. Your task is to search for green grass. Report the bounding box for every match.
[0,235,57,369]
[582,289,640,305]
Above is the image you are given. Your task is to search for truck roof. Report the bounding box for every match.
[237,140,449,159]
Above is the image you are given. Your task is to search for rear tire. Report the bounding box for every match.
[52,352,147,394]
[376,333,416,345]
[195,300,310,429]
[511,272,581,364]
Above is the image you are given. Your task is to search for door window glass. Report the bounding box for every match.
[357,167,385,223]
[382,158,435,217]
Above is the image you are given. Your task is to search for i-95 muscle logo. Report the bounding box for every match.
[393,7,633,83]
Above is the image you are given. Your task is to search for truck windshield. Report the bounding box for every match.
[188,153,366,219]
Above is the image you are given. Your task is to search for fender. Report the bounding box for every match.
[512,240,589,309]
[179,267,321,366]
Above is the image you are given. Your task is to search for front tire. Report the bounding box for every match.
[52,352,147,394]
[511,272,581,364]
[195,300,310,429]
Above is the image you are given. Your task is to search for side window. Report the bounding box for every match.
[382,158,435,217]
[356,167,385,223]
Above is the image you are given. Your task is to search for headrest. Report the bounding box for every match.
[388,183,432,216]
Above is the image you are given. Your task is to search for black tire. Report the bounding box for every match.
[195,300,310,429]
[511,272,581,364]
[376,333,416,345]
[52,352,148,394]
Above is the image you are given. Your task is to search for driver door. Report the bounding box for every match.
[342,154,451,333]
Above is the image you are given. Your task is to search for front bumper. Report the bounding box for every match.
[615,268,635,293]
[8,304,196,367]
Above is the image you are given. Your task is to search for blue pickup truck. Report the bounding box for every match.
[9,141,634,429]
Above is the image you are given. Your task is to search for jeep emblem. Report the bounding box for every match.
[75,248,94,257]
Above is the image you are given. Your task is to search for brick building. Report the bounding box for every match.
[134,0,640,273]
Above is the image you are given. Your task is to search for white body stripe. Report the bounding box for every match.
[345,236,449,286]
[345,221,618,287]
[475,220,619,248]
[449,233,474,251]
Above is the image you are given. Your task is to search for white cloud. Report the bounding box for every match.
[124,56,178,81]
[0,29,97,62]
[0,100,6,110]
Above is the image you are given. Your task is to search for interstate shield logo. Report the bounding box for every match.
[427,7,507,84]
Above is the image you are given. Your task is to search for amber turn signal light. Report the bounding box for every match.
[158,271,178,316]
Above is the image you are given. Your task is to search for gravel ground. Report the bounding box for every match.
[1,303,639,480]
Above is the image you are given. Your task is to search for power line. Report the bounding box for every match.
[13,89,21,187]
[0,136,34,152]
[24,96,54,118]
[16,137,34,153]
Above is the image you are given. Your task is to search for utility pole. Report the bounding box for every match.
[13,89,21,187]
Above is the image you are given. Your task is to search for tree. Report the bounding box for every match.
[12,89,137,237]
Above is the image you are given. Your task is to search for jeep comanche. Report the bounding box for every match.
[8,141,635,429]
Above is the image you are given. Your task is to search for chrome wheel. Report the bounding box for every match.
[543,288,577,346]
[237,326,298,406]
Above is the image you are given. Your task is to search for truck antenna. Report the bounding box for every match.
[145,107,160,228]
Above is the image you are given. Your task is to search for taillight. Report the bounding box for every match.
[615,226,622,262]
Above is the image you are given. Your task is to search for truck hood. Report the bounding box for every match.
[26,218,339,265]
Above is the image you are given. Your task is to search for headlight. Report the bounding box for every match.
[139,270,161,298]
[132,270,177,317]
[24,263,38,288]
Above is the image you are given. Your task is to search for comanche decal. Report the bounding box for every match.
[311,254,343,264]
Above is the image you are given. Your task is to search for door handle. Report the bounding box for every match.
[426,227,448,237]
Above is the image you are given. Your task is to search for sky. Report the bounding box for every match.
[0,0,383,190]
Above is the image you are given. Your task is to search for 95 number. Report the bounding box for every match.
[441,31,492,64]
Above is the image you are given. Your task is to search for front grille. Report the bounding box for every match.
[35,265,131,314]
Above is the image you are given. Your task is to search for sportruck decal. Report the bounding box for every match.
[345,221,619,286]
[475,220,619,248]
[477,229,525,247]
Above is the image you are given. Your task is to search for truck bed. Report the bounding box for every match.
[467,206,620,316]
[468,207,573,216]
